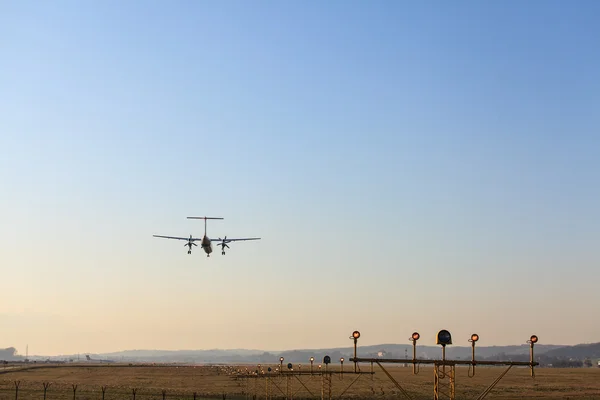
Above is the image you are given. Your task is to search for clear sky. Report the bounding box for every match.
[1,0,599,356]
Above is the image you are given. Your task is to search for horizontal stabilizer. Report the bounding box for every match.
[187,216,224,220]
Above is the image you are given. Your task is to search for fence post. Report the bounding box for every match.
[101,386,108,400]
[162,390,166,400]
[132,388,137,400]
[14,380,20,400]
[43,382,52,400]
[72,384,78,400]
[193,392,197,400]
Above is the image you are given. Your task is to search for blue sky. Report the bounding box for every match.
[1,0,599,356]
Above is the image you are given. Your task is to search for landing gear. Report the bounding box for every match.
[188,250,191,254]
[218,238,229,255]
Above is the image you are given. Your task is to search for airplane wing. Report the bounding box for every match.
[153,235,202,241]
[210,237,261,242]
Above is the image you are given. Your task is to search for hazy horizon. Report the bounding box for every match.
[8,339,575,359]
[2,0,599,356]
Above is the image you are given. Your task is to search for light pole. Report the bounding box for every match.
[409,332,420,375]
[469,334,479,375]
[528,335,538,377]
[350,331,360,373]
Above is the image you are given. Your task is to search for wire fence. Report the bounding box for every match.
[0,366,455,400]
[0,381,247,400]
[0,376,387,400]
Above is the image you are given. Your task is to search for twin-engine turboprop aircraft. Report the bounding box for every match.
[153,216,260,257]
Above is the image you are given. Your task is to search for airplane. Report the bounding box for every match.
[153,216,260,257]
[85,355,115,363]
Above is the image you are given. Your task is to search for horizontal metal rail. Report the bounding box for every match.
[350,357,538,367]
[234,371,375,377]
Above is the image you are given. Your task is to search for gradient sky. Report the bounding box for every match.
[1,0,599,357]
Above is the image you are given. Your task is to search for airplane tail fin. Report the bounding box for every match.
[86,355,91,361]
[187,217,224,235]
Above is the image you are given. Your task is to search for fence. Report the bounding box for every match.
[0,374,398,400]
[0,381,245,400]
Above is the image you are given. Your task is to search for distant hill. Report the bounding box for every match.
[78,343,565,364]
[542,342,600,359]
[31,342,600,366]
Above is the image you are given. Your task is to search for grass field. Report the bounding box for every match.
[1,364,599,400]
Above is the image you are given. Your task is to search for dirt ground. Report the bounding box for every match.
[1,364,599,400]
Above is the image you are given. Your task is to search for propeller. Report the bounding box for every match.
[185,235,198,246]
[217,236,230,249]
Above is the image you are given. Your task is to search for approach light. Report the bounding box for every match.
[436,330,452,346]
[323,356,331,365]
[310,357,314,362]
[352,331,360,339]
[340,358,344,363]
[469,333,478,369]
[280,357,284,362]
[410,330,419,374]
[530,335,538,344]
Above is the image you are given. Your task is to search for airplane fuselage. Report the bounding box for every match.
[201,235,212,255]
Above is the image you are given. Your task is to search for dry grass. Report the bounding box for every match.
[0,364,599,400]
